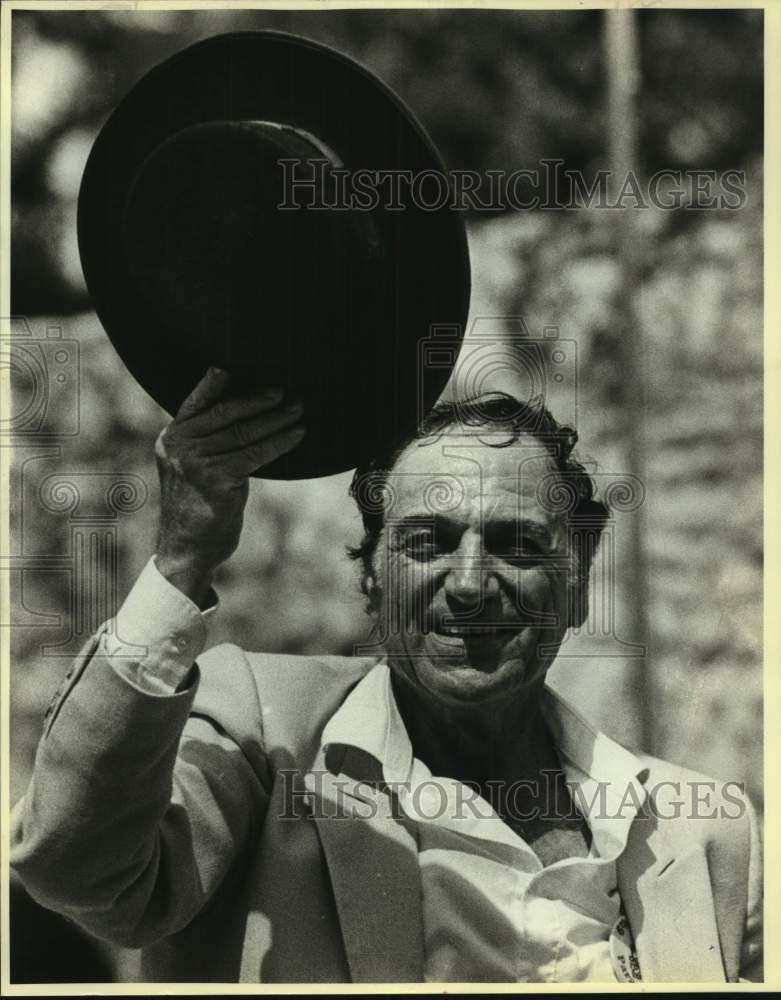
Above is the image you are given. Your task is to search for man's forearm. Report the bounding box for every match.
[9,559,257,947]
[10,637,199,943]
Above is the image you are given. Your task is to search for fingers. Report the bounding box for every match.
[166,367,306,476]
[197,399,304,455]
[183,387,287,438]
[220,423,307,476]
[176,367,232,420]
[178,373,286,436]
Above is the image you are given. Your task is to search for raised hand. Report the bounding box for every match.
[154,367,305,606]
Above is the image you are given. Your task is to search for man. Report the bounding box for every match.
[10,370,763,984]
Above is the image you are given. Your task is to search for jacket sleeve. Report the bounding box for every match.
[738,795,763,982]
[10,637,270,949]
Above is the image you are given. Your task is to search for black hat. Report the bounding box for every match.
[77,30,470,479]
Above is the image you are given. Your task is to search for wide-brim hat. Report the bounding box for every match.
[77,30,470,479]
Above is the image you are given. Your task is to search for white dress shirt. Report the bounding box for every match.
[320,660,646,983]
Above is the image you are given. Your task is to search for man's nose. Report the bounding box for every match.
[444,534,499,610]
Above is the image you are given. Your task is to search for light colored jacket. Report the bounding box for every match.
[11,637,763,983]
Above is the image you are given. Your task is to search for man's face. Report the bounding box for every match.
[373,430,581,709]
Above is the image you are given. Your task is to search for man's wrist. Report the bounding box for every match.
[154,552,216,610]
[98,555,217,694]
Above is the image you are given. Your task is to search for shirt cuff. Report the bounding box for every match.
[99,555,218,694]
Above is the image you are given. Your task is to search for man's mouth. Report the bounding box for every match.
[428,620,524,639]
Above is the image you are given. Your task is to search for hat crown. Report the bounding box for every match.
[121,119,379,375]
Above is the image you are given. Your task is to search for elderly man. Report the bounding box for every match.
[10,370,762,984]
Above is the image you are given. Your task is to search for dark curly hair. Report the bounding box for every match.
[348,392,609,615]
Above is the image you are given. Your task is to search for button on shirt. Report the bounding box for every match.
[321,662,647,983]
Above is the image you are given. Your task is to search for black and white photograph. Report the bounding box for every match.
[2,0,772,990]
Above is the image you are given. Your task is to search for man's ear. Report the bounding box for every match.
[364,549,383,614]
[366,531,388,602]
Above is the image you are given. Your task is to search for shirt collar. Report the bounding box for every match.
[539,685,646,790]
[540,686,648,857]
[321,662,647,852]
[320,660,412,787]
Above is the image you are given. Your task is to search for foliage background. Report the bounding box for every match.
[8,5,763,981]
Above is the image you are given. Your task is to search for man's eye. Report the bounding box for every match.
[403,531,438,559]
[500,539,545,565]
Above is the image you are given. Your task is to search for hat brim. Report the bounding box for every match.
[78,31,470,479]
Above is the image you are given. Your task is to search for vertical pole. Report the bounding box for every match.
[604,9,653,752]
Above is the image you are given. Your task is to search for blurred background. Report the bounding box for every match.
[8,5,763,983]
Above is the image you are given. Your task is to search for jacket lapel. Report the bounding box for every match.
[305,748,425,983]
[619,813,726,982]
